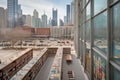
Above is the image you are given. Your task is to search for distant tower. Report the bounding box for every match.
[71,1,74,25]
[32,9,39,28]
[0,7,5,28]
[66,4,71,25]
[52,8,58,26]
[59,19,64,26]
[7,0,18,28]
[41,11,47,28]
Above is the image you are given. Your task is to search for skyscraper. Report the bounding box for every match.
[71,1,74,25]
[52,8,58,26]
[0,7,5,28]
[64,16,67,25]
[66,4,71,25]
[32,9,39,28]
[18,5,22,18]
[25,15,32,26]
[41,13,47,28]
[7,0,18,28]
[59,19,64,26]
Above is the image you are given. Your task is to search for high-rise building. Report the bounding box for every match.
[64,16,67,25]
[25,15,32,26]
[38,18,42,28]
[71,1,74,25]
[0,7,5,28]
[41,13,47,28]
[18,5,22,18]
[52,8,58,26]
[48,18,52,27]
[66,4,71,25]
[7,0,18,28]
[32,9,39,28]
[59,19,64,26]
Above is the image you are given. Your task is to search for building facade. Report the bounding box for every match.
[50,26,74,39]
[59,19,64,26]
[7,0,18,28]
[74,0,120,80]
[71,1,74,25]
[52,8,58,26]
[0,7,5,28]
[66,4,71,25]
[25,15,32,26]
[41,13,47,28]
[32,9,39,28]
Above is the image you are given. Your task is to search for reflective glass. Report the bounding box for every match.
[86,21,91,43]
[94,0,107,15]
[93,52,106,80]
[111,66,120,80]
[112,3,120,64]
[94,11,108,53]
[85,45,91,74]
[86,2,90,20]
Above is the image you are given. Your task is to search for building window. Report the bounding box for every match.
[94,0,107,15]
[93,52,106,80]
[82,42,86,66]
[86,21,91,43]
[86,0,89,4]
[85,45,91,75]
[111,65,120,80]
[86,2,91,20]
[110,0,119,3]
[111,3,120,64]
[94,11,108,53]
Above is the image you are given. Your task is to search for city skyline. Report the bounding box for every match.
[0,0,72,20]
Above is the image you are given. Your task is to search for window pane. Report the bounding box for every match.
[112,3,120,64]
[93,52,106,80]
[111,66,120,80]
[82,42,86,66]
[86,0,89,4]
[86,2,91,20]
[94,11,108,53]
[86,21,91,43]
[85,45,91,74]
[111,0,118,3]
[94,0,107,15]
[80,26,83,39]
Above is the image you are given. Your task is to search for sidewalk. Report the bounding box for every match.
[62,54,88,80]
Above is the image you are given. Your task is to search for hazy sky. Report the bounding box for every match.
[0,0,72,20]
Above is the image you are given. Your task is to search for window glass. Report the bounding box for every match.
[93,52,106,80]
[112,3,120,64]
[111,66,120,80]
[82,42,86,66]
[111,0,118,3]
[83,24,85,40]
[86,2,90,20]
[86,0,89,4]
[82,0,85,9]
[94,11,108,53]
[86,21,91,43]
[94,0,107,15]
[85,45,91,74]
[80,26,83,39]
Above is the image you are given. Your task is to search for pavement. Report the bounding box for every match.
[34,56,54,80]
[62,54,88,80]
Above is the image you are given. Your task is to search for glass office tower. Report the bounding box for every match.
[7,0,18,28]
[74,0,120,80]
